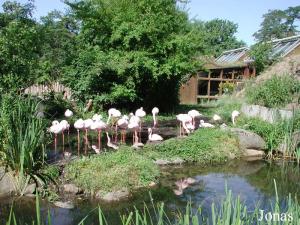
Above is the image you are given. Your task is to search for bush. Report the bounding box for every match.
[218,81,236,94]
[246,75,300,108]
[65,148,159,193]
[144,129,240,164]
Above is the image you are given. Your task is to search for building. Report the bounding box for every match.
[179,34,300,104]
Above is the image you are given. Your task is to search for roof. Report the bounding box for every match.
[215,47,249,64]
[270,34,300,58]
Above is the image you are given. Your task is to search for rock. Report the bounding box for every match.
[241,104,293,124]
[23,183,36,195]
[172,158,184,164]
[149,182,156,187]
[243,149,265,158]
[0,167,15,197]
[63,183,83,194]
[228,152,236,160]
[154,159,171,165]
[277,131,300,154]
[96,189,130,202]
[229,128,266,150]
[54,201,75,209]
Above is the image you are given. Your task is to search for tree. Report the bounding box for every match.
[191,19,245,57]
[63,0,201,111]
[0,0,41,93]
[254,6,300,42]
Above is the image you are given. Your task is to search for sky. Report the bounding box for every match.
[1,0,300,46]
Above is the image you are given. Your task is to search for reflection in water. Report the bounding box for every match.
[1,160,300,224]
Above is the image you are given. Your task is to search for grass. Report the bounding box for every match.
[5,181,300,225]
[65,148,160,194]
[143,129,241,164]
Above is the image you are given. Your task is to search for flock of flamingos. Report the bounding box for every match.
[49,107,241,155]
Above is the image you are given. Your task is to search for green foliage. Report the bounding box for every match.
[65,148,159,193]
[0,95,49,194]
[249,42,274,74]
[144,129,240,164]
[218,81,236,95]
[246,75,300,108]
[191,19,245,57]
[254,6,300,42]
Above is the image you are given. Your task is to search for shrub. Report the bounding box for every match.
[218,81,236,94]
[0,95,50,195]
[65,148,159,193]
[144,129,240,164]
[246,75,300,108]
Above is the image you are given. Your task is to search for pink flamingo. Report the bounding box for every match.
[188,110,202,127]
[105,132,119,150]
[117,115,129,144]
[128,113,140,144]
[91,117,107,150]
[148,128,163,142]
[135,107,146,141]
[107,108,121,142]
[176,114,193,136]
[64,109,73,136]
[74,119,84,155]
[49,121,62,152]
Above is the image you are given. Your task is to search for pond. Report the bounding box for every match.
[1,160,300,224]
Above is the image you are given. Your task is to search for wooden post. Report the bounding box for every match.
[219,69,223,95]
[207,71,211,101]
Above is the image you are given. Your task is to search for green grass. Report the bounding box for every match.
[143,129,241,164]
[65,148,160,194]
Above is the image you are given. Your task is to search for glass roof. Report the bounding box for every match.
[270,36,300,57]
[215,47,248,63]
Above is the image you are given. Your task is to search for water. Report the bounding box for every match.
[1,160,300,224]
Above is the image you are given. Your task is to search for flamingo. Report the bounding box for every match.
[105,132,119,150]
[90,118,107,150]
[152,107,159,128]
[199,120,215,128]
[60,120,70,151]
[213,114,222,121]
[92,113,102,122]
[49,121,63,152]
[64,109,73,118]
[107,108,121,142]
[128,113,140,144]
[148,128,163,142]
[176,114,193,136]
[174,179,189,196]
[135,107,146,141]
[188,110,202,127]
[74,119,84,155]
[91,145,100,154]
[117,115,129,143]
[231,110,240,125]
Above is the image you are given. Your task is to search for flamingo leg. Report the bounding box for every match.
[54,134,57,152]
[98,130,101,150]
[62,132,65,153]
[115,125,118,143]
[139,122,142,143]
[85,129,88,155]
[77,129,80,156]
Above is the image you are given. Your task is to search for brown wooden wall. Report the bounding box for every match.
[179,76,198,104]
[286,44,300,57]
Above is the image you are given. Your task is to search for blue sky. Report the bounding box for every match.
[1,0,299,46]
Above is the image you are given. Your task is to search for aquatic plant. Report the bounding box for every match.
[5,181,300,225]
[65,148,159,194]
[0,95,50,195]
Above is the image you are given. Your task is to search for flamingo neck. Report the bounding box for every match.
[152,113,156,126]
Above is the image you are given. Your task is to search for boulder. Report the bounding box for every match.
[23,183,36,195]
[241,104,293,124]
[154,159,171,166]
[96,189,130,202]
[0,167,15,197]
[229,128,266,150]
[54,201,75,209]
[277,131,300,154]
[243,149,265,158]
[63,183,83,195]
[172,158,184,165]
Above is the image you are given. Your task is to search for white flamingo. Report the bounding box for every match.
[148,128,163,142]
[90,119,107,150]
[64,109,73,118]
[117,115,129,143]
[231,110,240,125]
[83,119,93,152]
[74,119,84,155]
[176,114,193,136]
[105,132,119,150]
[60,120,70,151]
[199,120,215,128]
[213,114,221,121]
[188,110,202,126]
[128,113,140,144]
[107,108,121,142]
[152,107,159,128]
[135,107,146,141]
